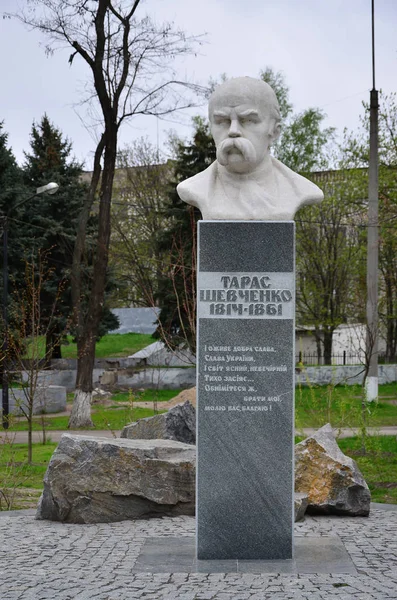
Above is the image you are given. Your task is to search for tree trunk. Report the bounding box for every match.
[68,390,94,429]
[45,331,62,364]
[28,407,33,465]
[52,342,62,360]
[392,324,397,363]
[71,135,105,337]
[314,328,322,365]
[323,330,333,365]
[69,127,117,428]
[385,271,394,361]
[68,332,96,428]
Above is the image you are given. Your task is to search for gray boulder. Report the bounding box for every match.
[36,434,195,523]
[295,423,371,516]
[294,493,308,522]
[120,401,196,444]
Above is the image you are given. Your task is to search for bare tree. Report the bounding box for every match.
[110,138,171,307]
[11,1,203,426]
[296,169,366,365]
[156,214,198,357]
[8,253,66,463]
[342,92,397,362]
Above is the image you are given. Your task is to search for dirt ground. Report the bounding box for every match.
[163,387,196,408]
[130,387,196,410]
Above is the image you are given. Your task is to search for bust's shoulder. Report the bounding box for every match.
[177,162,217,208]
[271,157,324,207]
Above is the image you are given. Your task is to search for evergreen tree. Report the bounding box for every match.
[0,121,24,280]
[21,115,118,360]
[19,115,88,359]
[155,118,215,354]
[0,121,24,278]
[0,122,25,379]
[0,123,22,204]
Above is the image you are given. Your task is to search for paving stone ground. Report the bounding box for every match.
[0,505,396,600]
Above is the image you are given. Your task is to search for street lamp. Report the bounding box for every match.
[365,0,379,401]
[1,182,59,429]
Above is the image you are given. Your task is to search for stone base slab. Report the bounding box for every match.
[132,535,357,574]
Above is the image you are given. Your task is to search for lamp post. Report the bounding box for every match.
[1,182,59,429]
[365,0,379,402]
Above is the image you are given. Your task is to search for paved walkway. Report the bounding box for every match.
[0,504,397,599]
[1,426,397,444]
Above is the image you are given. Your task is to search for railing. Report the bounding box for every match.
[296,351,363,366]
[296,351,397,366]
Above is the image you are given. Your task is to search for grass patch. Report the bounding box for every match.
[339,436,397,504]
[295,383,397,429]
[5,406,166,432]
[375,382,397,397]
[4,382,397,433]
[0,442,56,491]
[111,389,181,403]
[66,389,179,406]
[90,406,166,430]
[24,332,154,360]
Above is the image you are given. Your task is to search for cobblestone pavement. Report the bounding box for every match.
[1,505,396,600]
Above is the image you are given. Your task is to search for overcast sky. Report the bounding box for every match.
[1,0,396,168]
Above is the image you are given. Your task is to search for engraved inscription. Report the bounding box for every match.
[198,272,294,319]
[199,342,291,416]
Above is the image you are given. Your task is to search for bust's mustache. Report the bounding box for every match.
[217,138,256,167]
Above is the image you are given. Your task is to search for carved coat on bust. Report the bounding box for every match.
[177,77,323,220]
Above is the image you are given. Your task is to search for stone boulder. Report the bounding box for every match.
[36,434,195,523]
[295,423,371,516]
[120,401,196,444]
[294,493,308,522]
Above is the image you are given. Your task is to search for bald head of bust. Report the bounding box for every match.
[208,77,282,174]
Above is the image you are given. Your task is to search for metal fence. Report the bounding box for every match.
[295,351,363,366]
[296,351,397,366]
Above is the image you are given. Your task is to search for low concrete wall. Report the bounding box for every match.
[21,369,105,393]
[0,385,67,416]
[21,366,195,392]
[13,363,396,397]
[296,364,397,386]
[50,358,131,370]
[118,367,196,390]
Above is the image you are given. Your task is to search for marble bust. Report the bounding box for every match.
[177,77,323,220]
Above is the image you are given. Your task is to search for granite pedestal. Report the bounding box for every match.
[197,221,295,560]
